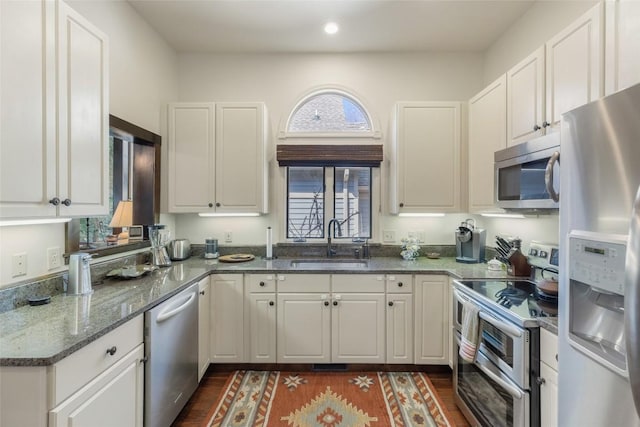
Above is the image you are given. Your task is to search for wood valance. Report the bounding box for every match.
[276,144,383,167]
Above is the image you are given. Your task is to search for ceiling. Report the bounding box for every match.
[127,0,536,54]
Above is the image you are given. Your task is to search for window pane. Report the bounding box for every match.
[288,93,371,133]
[334,167,371,239]
[287,167,325,239]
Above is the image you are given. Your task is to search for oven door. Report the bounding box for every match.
[453,289,530,389]
[455,332,530,427]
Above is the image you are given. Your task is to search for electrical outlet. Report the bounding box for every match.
[12,253,27,277]
[382,230,396,243]
[417,231,426,243]
[224,231,233,243]
[408,231,418,240]
[47,247,62,270]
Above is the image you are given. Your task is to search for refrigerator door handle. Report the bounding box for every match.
[545,151,560,202]
[625,184,640,417]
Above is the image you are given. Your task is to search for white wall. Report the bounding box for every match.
[0,1,178,288]
[483,0,597,85]
[175,52,487,246]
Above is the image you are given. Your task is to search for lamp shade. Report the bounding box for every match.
[109,200,133,228]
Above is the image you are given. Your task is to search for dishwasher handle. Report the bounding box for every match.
[156,292,196,323]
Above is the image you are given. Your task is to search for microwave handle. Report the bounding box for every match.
[545,151,560,202]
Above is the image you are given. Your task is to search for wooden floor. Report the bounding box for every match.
[172,366,471,427]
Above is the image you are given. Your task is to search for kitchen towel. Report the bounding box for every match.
[459,298,481,363]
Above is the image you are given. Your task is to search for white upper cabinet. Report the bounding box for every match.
[167,103,216,213]
[57,1,109,217]
[605,1,640,95]
[215,103,268,214]
[468,75,507,213]
[506,3,603,145]
[390,102,461,214]
[167,102,268,214]
[506,47,546,145]
[0,0,108,218]
[545,3,603,131]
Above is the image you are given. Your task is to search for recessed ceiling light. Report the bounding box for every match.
[324,22,339,35]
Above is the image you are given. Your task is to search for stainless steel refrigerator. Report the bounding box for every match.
[559,82,640,426]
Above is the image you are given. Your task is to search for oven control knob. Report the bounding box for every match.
[539,250,548,258]
[529,249,538,256]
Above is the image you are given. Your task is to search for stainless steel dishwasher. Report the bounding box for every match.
[145,282,199,427]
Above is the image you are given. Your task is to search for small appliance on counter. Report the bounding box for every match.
[148,225,171,267]
[67,252,93,295]
[168,238,191,261]
[204,238,219,259]
[455,218,486,263]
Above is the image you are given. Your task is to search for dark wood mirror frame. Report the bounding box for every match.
[65,115,161,259]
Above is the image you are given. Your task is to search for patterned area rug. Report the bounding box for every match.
[203,371,453,427]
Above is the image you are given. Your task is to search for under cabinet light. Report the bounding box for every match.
[324,22,339,35]
[198,213,260,217]
[398,213,445,218]
[0,218,72,227]
[480,213,526,219]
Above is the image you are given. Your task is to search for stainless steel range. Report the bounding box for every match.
[452,276,557,427]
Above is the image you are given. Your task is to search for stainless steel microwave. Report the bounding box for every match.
[494,133,560,210]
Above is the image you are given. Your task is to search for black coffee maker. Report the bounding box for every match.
[455,219,486,263]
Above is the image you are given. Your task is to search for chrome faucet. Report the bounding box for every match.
[327,218,343,257]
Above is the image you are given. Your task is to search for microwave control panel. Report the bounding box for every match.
[569,231,627,295]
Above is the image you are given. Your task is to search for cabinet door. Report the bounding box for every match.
[545,3,603,131]
[247,293,277,363]
[392,102,461,213]
[57,1,109,216]
[605,1,640,95]
[167,103,215,213]
[0,0,57,218]
[198,277,210,381]
[332,293,385,363]
[277,293,331,363]
[507,47,545,145]
[210,274,244,362]
[540,362,558,427]
[386,293,414,364]
[49,344,144,427]
[215,102,267,214]
[468,75,507,212]
[414,275,449,364]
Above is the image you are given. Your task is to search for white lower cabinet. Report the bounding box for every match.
[331,275,385,363]
[540,328,559,427]
[210,274,245,363]
[277,274,331,363]
[198,276,211,381]
[246,274,277,363]
[386,274,414,364]
[49,344,144,427]
[414,275,449,365]
[0,315,143,427]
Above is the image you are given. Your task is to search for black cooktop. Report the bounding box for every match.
[455,280,558,326]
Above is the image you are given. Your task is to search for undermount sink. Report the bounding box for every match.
[289,259,369,269]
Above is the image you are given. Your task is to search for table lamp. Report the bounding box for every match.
[109,200,133,244]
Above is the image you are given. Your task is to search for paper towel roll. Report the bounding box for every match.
[266,227,273,259]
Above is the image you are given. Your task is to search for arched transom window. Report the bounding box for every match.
[287,92,372,133]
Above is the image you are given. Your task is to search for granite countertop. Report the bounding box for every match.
[0,256,516,366]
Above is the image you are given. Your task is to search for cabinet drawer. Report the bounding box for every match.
[385,275,413,293]
[277,274,330,293]
[332,274,385,293]
[246,274,277,292]
[540,328,558,370]
[52,315,143,406]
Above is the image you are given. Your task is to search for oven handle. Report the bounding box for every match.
[478,311,523,338]
[453,289,523,338]
[475,354,525,400]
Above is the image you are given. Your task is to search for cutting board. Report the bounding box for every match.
[218,254,255,263]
